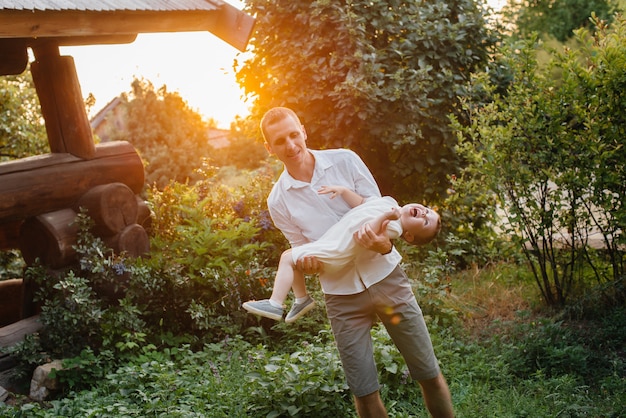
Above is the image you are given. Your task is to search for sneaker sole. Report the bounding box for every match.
[285,300,316,324]
[242,302,283,321]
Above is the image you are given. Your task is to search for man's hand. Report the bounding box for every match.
[353,220,393,254]
[296,255,323,274]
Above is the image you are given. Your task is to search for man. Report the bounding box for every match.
[261,106,454,418]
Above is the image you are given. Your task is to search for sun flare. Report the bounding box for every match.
[61,0,249,129]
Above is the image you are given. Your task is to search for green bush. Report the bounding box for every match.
[4,268,625,418]
[502,319,590,379]
[7,164,288,390]
[246,333,352,417]
[453,14,626,307]
[141,164,286,340]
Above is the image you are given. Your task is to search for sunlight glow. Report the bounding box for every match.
[61,1,249,129]
[61,1,505,129]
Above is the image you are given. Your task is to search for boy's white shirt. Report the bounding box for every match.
[267,149,402,295]
[290,195,403,269]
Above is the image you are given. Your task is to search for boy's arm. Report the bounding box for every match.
[367,207,400,239]
[318,185,365,208]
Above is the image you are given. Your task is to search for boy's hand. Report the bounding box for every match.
[318,185,345,199]
[387,207,401,220]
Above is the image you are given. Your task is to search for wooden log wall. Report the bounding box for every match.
[0,141,143,224]
[0,139,151,270]
[18,184,151,268]
[0,44,152,341]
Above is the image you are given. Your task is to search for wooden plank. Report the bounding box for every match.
[0,315,42,349]
[0,8,254,51]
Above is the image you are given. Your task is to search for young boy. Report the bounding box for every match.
[243,185,441,323]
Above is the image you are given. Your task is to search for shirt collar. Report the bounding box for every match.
[281,150,333,189]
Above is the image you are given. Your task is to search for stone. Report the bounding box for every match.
[29,359,64,401]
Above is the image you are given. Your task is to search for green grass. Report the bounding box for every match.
[2,263,624,418]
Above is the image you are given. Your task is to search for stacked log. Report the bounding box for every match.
[18,183,150,268]
[19,209,78,268]
[0,279,24,327]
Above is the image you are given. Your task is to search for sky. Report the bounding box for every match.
[61,0,249,129]
[61,0,506,129]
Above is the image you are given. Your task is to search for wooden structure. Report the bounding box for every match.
[0,0,255,344]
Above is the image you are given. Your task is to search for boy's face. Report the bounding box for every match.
[399,204,440,243]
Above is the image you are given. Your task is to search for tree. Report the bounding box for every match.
[237,0,496,203]
[504,0,614,42]
[207,116,268,171]
[106,78,214,189]
[0,70,49,161]
[453,15,626,307]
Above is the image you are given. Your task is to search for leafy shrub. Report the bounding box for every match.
[8,164,287,389]
[245,333,353,417]
[400,243,459,326]
[500,319,595,381]
[4,265,625,418]
[142,163,286,340]
[0,249,25,279]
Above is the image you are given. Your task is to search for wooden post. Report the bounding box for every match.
[31,42,96,159]
[0,39,28,75]
[0,279,24,327]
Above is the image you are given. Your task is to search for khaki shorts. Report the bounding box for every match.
[324,265,441,397]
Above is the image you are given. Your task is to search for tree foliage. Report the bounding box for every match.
[237,0,497,203]
[0,70,49,161]
[453,15,626,307]
[105,78,214,189]
[503,0,615,42]
[207,117,268,171]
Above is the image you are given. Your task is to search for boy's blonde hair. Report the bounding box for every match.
[410,216,442,246]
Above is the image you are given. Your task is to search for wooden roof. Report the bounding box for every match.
[0,0,254,51]
[1,1,222,12]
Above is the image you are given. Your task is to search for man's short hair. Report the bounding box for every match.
[260,107,301,142]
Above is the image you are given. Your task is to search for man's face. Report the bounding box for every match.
[264,115,308,167]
